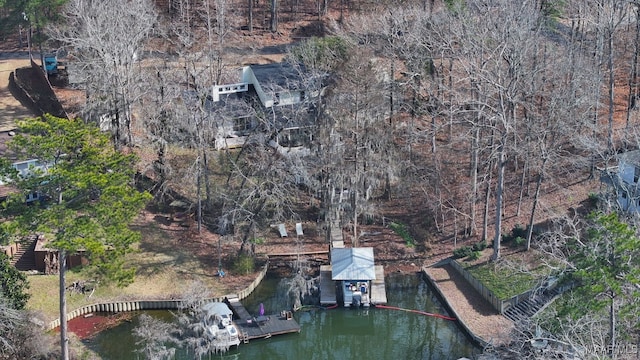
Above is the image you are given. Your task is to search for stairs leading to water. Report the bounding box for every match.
[10,237,37,271]
[503,289,560,323]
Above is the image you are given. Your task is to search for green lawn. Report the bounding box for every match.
[26,218,244,322]
[462,249,557,300]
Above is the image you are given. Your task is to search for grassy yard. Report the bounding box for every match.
[26,214,249,322]
[461,248,557,300]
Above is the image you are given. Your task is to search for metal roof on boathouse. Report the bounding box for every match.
[330,247,376,280]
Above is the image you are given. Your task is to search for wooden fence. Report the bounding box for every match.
[47,261,270,330]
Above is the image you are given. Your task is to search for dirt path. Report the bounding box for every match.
[0,54,37,131]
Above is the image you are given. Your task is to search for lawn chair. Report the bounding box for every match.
[278,223,288,237]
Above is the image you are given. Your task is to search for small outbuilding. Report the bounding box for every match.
[331,247,376,307]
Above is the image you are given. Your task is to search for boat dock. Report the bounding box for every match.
[319,264,387,306]
[226,297,300,341]
[320,265,337,305]
[370,265,387,305]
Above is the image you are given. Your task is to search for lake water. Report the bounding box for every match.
[87,273,478,359]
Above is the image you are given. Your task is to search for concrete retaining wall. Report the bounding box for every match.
[46,260,270,330]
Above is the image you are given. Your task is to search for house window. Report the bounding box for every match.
[634,167,640,183]
[274,93,280,106]
[232,117,252,132]
[622,191,628,199]
[25,191,40,203]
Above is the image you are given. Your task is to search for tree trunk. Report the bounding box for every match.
[607,28,615,152]
[590,11,604,178]
[203,150,212,210]
[431,115,436,153]
[482,128,496,242]
[59,250,69,360]
[627,6,640,128]
[353,188,359,247]
[492,139,506,261]
[197,155,202,233]
[270,0,278,32]
[526,157,547,251]
[610,295,617,359]
[248,0,253,32]
[469,127,479,236]
[389,59,394,125]
[516,157,527,217]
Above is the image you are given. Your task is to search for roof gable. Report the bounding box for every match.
[331,247,376,280]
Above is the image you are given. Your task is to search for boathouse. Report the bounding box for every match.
[330,247,382,307]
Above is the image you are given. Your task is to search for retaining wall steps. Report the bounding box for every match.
[11,237,37,271]
[503,289,560,323]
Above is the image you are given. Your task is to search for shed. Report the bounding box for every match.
[331,247,376,280]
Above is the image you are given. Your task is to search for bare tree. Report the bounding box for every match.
[50,0,158,149]
[134,314,181,360]
[0,295,55,360]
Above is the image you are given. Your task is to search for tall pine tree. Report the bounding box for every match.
[0,115,150,360]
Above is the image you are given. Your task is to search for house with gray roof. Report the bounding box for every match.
[208,62,322,151]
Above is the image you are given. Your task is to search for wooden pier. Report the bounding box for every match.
[370,265,387,305]
[226,297,300,341]
[330,220,344,249]
[320,265,337,305]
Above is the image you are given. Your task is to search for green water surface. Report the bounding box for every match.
[87,273,478,359]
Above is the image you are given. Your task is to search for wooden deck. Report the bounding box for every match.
[320,265,337,305]
[370,265,387,305]
[226,297,300,341]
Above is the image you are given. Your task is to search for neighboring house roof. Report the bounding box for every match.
[247,63,306,91]
[331,247,376,280]
[618,150,640,167]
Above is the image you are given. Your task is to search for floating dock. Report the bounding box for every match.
[370,265,387,305]
[226,297,300,341]
[320,265,337,305]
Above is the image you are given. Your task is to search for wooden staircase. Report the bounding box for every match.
[10,237,37,271]
[503,289,560,323]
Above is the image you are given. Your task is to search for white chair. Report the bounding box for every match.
[278,223,288,237]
